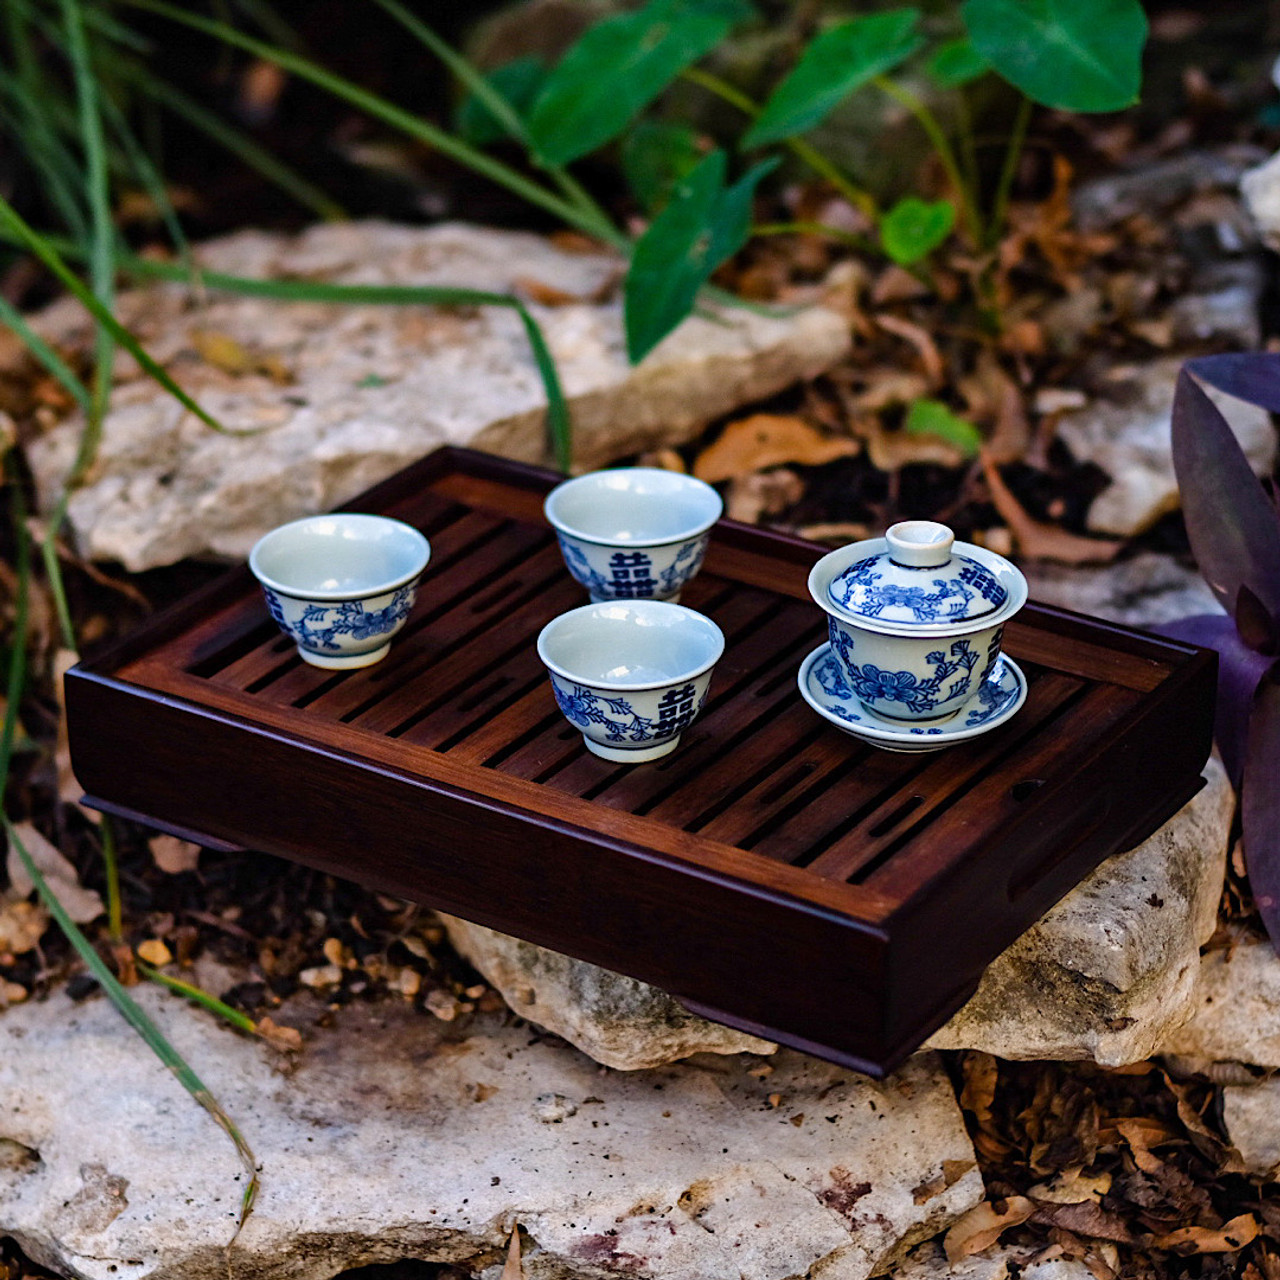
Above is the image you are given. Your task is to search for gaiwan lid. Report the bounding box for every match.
[826,520,1010,627]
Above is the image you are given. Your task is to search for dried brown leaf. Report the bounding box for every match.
[959,1050,998,1122]
[980,453,1123,564]
[944,1196,1036,1263]
[1152,1213,1259,1254]
[693,414,858,484]
[6,822,104,924]
[256,1015,304,1054]
[500,1227,524,1280]
[0,893,48,955]
[149,835,201,875]
[136,939,172,967]
[724,469,803,524]
[875,314,944,384]
[1030,1198,1136,1245]
[1029,1168,1112,1205]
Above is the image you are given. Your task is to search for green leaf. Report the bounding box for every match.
[455,57,546,146]
[880,196,955,265]
[743,9,922,148]
[528,0,752,165]
[904,399,982,455]
[622,119,704,212]
[624,149,774,363]
[927,36,989,88]
[961,0,1146,112]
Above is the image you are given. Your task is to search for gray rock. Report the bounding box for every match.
[1021,553,1222,630]
[0,988,981,1280]
[25,221,850,571]
[1072,145,1265,232]
[926,755,1234,1065]
[1242,146,1280,252]
[1222,1079,1280,1177]
[1168,258,1265,349]
[441,914,777,1070]
[1056,358,1276,537]
[1162,938,1280,1068]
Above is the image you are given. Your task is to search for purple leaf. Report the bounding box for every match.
[1185,352,1280,413]
[1159,612,1273,788]
[1171,368,1280,626]
[1237,584,1280,655]
[1243,663,1280,957]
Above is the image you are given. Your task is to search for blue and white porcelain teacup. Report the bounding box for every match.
[249,514,430,669]
[537,600,725,762]
[544,468,722,603]
[808,520,1027,725]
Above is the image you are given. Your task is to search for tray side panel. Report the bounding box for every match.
[68,669,897,1066]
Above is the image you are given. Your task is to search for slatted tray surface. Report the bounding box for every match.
[67,448,1216,1075]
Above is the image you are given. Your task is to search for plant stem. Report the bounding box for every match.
[753,219,877,255]
[680,65,879,220]
[139,963,258,1035]
[987,95,1032,249]
[873,75,980,246]
[100,815,123,944]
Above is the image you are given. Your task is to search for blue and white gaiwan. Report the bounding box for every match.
[807,520,1027,725]
[249,514,430,669]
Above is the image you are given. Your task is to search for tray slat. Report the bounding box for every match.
[69,446,1217,1075]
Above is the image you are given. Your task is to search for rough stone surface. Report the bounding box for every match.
[1162,939,1280,1068]
[1056,358,1276,537]
[1242,146,1280,251]
[0,988,981,1280]
[1022,553,1222,630]
[25,221,850,571]
[926,754,1234,1065]
[1221,1079,1280,1178]
[441,913,777,1070]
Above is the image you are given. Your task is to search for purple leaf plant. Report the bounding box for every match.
[1165,354,1280,949]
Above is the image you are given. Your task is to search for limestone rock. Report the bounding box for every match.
[1242,146,1280,252]
[1222,1079,1280,1177]
[1056,358,1276,537]
[25,221,850,571]
[441,913,777,1069]
[926,754,1234,1065]
[1162,939,1280,1068]
[1021,553,1222,630]
[0,987,981,1280]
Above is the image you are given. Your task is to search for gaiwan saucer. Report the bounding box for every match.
[797,643,1028,753]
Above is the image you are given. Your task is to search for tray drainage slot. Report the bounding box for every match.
[1011,778,1045,802]
[868,795,925,839]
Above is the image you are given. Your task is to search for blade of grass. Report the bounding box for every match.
[61,0,117,477]
[367,0,616,241]
[122,0,628,250]
[0,482,32,794]
[0,295,92,412]
[130,67,347,223]
[0,195,229,434]
[139,962,258,1035]
[4,817,259,1228]
[99,814,123,944]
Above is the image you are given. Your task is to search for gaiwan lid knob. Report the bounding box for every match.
[825,518,1010,627]
[884,520,954,569]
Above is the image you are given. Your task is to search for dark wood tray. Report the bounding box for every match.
[66,447,1217,1076]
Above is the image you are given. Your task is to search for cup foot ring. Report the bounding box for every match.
[583,735,680,763]
[297,643,390,670]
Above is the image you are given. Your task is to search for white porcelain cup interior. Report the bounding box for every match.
[250,514,429,598]
[545,468,722,546]
[249,514,430,670]
[537,601,725,762]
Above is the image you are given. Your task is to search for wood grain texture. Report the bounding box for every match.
[68,446,1217,1075]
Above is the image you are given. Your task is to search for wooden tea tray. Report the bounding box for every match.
[66,447,1216,1076]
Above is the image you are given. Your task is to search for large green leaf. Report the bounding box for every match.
[880,196,955,265]
[904,399,982,455]
[743,9,922,149]
[624,149,774,363]
[961,0,1146,112]
[455,56,546,146]
[622,119,704,212]
[926,37,989,88]
[527,0,752,166]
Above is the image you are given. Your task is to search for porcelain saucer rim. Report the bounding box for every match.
[797,643,1028,747]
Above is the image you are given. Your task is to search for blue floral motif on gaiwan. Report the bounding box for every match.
[828,552,1007,626]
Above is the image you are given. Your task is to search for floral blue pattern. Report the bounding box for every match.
[829,553,1007,624]
[828,622,979,716]
[658,534,708,596]
[551,678,706,744]
[558,539,611,596]
[266,586,415,653]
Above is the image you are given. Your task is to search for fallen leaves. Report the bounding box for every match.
[693,413,858,484]
[944,1196,1036,1262]
[149,835,201,875]
[6,822,104,924]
